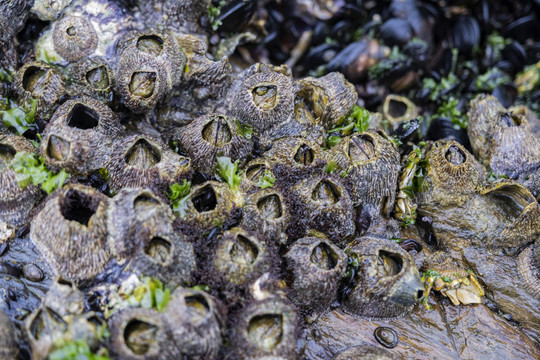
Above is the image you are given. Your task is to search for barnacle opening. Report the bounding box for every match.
[129,71,157,98]
[66,26,76,36]
[60,189,99,226]
[125,139,162,169]
[377,250,403,277]
[488,185,535,219]
[136,35,164,56]
[22,66,47,93]
[312,180,340,205]
[0,144,16,164]
[46,135,70,161]
[67,103,99,129]
[500,112,522,127]
[257,194,283,219]
[144,237,171,264]
[86,66,109,90]
[294,84,327,123]
[191,185,217,213]
[252,84,278,110]
[247,314,283,350]
[133,193,160,210]
[311,242,338,270]
[349,134,376,161]
[185,295,209,321]
[445,145,466,165]
[387,98,409,119]
[202,116,232,146]
[246,164,267,182]
[124,319,158,355]
[294,144,314,165]
[230,234,259,265]
[30,308,67,340]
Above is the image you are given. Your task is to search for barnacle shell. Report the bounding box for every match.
[104,134,191,193]
[30,184,110,282]
[40,97,122,175]
[241,188,290,246]
[68,56,114,99]
[163,288,223,360]
[0,0,30,34]
[284,237,346,310]
[230,296,298,359]
[240,158,276,193]
[0,310,17,360]
[139,0,211,34]
[327,131,400,210]
[264,137,325,171]
[342,236,424,319]
[294,72,357,129]
[174,113,253,173]
[0,20,17,70]
[382,94,418,125]
[53,15,98,61]
[0,135,42,226]
[517,242,540,298]
[108,307,169,360]
[213,227,273,286]
[333,345,397,360]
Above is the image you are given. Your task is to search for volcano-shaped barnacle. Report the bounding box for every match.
[263,137,324,171]
[30,184,110,282]
[333,345,397,360]
[104,134,191,194]
[294,72,357,129]
[177,181,236,232]
[108,307,169,360]
[0,310,17,360]
[52,15,98,61]
[342,236,425,319]
[241,188,290,246]
[68,56,114,99]
[163,288,223,359]
[174,113,253,174]
[228,63,294,135]
[230,296,298,359]
[287,175,355,243]
[284,237,346,310]
[40,97,122,175]
[0,135,42,227]
[12,61,65,121]
[213,227,273,286]
[327,131,400,210]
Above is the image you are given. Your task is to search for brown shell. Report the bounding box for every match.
[284,236,346,310]
[104,134,191,194]
[517,243,540,298]
[52,15,98,61]
[263,137,325,170]
[30,184,110,282]
[163,288,223,360]
[342,236,424,319]
[174,113,253,173]
[39,97,122,175]
[68,56,115,99]
[0,310,17,360]
[0,135,42,226]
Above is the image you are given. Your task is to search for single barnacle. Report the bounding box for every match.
[333,345,397,360]
[174,113,253,174]
[163,288,223,359]
[52,15,98,61]
[294,72,357,129]
[228,63,294,136]
[342,236,424,319]
[0,135,42,226]
[285,174,355,243]
[213,227,273,286]
[240,158,277,193]
[30,184,110,282]
[326,131,400,212]
[382,94,418,126]
[263,137,325,171]
[241,188,289,246]
[284,237,346,310]
[0,310,17,360]
[230,296,298,359]
[39,97,122,175]
[108,307,169,360]
[68,56,114,99]
[105,134,191,194]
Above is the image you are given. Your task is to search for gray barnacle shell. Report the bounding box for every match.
[68,56,114,100]
[53,15,98,61]
[174,113,253,174]
[30,184,110,282]
[284,237,346,310]
[0,135,43,227]
[0,310,18,360]
[0,0,30,34]
[342,236,424,319]
[39,97,122,175]
[163,288,223,360]
[0,20,17,70]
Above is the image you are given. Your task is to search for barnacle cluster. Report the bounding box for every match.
[0,0,539,359]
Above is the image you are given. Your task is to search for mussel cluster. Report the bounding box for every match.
[0,0,539,359]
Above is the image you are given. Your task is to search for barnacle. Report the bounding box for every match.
[30,184,110,282]
[517,241,540,298]
[39,97,122,175]
[52,15,98,61]
[68,56,114,99]
[342,236,424,319]
[174,113,253,174]
[284,237,346,310]
[240,158,276,193]
[382,94,418,125]
[263,137,325,171]
[104,134,191,194]
[0,135,42,226]
[0,310,17,360]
